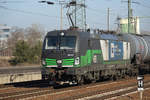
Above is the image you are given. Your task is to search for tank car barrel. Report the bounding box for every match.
[122,34,150,62]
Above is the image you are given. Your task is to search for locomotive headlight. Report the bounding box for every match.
[60,32,64,36]
[75,57,80,65]
[57,60,62,64]
[42,60,46,65]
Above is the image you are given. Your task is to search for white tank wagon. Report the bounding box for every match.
[121,34,150,63]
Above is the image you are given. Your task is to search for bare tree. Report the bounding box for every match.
[7,27,25,51]
[25,24,45,47]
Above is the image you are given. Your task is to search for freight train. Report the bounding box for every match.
[41,28,150,85]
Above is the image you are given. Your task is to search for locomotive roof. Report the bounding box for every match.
[46,30,90,38]
[100,33,118,40]
[46,30,126,41]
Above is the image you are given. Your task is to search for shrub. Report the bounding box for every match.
[11,40,42,65]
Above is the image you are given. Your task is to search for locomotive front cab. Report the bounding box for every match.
[41,30,80,81]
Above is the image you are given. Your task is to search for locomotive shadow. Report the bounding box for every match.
[6,80,52,88]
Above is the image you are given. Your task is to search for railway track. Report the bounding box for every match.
[0,75,150,100]
[0,80,51,100]
[0,87,53,100]
[0,79,120,100]
[75,81,150,100]
[0,84,14,90]
[26,75,150,100]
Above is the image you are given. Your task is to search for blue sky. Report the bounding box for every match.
[0,0,150,32]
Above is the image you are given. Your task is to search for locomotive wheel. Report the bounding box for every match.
[121,73,125,79]
[112,75,117,81]
[42,74,46,80]
[77,75,84,85]
[99,76,104,81]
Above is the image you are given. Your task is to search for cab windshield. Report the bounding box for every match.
[45,36,76,50]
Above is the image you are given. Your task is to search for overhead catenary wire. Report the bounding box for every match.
[0,0,149,31]
[0,5,68,20]
[0,0,32,3]
[140,22,150,24]
[87,6,118,16]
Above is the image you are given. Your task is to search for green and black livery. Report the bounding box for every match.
[41,29,136,85]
